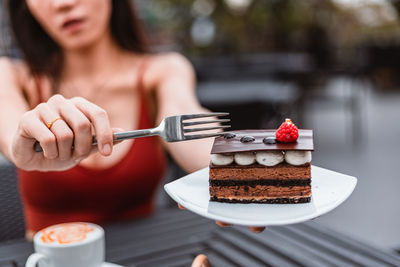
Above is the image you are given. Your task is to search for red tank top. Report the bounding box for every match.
[18,61,167,232]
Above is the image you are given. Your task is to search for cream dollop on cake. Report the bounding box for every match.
[285,151,312,166]
[256,151,284,166]
[211,153,234,166]
[234,152,255,165]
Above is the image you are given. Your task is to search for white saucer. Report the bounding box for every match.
[102,262,124,267]
[164,165,357,226]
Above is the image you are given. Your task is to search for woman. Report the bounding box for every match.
[0,0,264,237]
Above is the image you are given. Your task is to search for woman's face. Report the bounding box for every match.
[26,0,112,50]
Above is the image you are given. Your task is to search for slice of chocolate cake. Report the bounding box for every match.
[209,129,313,204]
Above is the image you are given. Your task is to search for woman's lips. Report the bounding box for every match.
[62,18,85,33]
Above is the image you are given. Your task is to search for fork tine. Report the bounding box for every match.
[183,125,230,133]
[183,132,224,140]
[181,112,229,120]
[182,119,230,127]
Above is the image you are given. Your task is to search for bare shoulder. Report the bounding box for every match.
[0,57,40,106]
[0,57,18,78]
[147,52,193,72]
[142,52,195,89]
[0,57,31,87]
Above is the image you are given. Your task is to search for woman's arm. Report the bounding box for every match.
[146,53,265,233]
[0,58,30,161]
[144,53,214,173]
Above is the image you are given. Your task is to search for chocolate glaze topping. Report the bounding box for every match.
[211,129,314,154]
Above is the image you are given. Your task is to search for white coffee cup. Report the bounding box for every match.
[25,222,105,267]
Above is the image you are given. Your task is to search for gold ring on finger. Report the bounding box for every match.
[46,117,63,129]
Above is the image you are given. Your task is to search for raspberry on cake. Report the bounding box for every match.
[209,127,313,204]
[276,118,299,143]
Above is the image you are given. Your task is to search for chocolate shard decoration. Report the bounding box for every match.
[211,129,313,154]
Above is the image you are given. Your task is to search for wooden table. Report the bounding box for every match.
[0,208,399,267]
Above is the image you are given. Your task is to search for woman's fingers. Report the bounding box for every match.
[35,103,66,159]
[30,94,114,162]
[48,95,92,159]
[112,128,125,145]
[18,111,58,159]
[215,221,233,227]
[71,97,113,156]
[216,222,264,232]
[248,226,265,233]
[179,205,232,228]
[36,103,74,160]
[177,205,265,233]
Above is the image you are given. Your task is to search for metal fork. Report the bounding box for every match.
[34,112,230,152]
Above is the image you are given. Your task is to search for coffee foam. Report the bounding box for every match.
[37,222,102,246]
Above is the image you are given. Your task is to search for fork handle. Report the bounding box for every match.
[34,128,158,152]
[111,129,157,142]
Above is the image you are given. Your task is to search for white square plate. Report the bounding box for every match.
[164,165,357,226]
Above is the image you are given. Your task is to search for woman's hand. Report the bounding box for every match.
[178,204,265,233]
[10,94,114,171]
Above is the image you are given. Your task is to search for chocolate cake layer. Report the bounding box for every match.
[210,196,311,204]
[210,179,310,187]
[211,129,313,154]
[210,185,311,198]
[210,163,310,180]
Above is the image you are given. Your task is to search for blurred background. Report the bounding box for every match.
[1,0,399,255]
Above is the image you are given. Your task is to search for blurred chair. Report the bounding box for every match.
[192,52,366,142]
[197,79,302,130]
[193,53,311,129]
[364,43,400,90]
[156,155,188,209]
[0,159,25,241]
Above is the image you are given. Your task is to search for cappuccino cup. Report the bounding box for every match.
[26,222,104,267]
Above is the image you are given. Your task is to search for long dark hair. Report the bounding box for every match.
[7,0,149,82]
